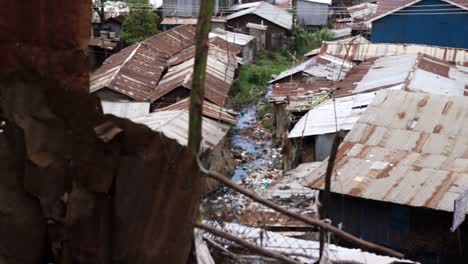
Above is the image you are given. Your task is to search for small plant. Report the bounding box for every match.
[228,51,292,108]
[290,27,335,56]
[120,0,160,46]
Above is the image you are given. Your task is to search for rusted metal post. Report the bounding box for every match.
[188,0,214,153]
[319,132,342,260]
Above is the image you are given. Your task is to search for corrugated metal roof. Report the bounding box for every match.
[209,28,255,46]
[90,25,195,101]
[301,90,468,213]
[90,25,238,106]
[208,36,243,55]
[156,98,238,125]
[132,110,230,149]
[269,54,354,84]
[347,2,377,22]
[101,101,150,119]
[331,28,352,39]
[227,2,293,30]
[304,36,370,57]
[335,53,468,97]
[289,92,377,138]
[369,0,468,23]
[150,46,237,106]
[320,42,468,65]
[290,53,468,137]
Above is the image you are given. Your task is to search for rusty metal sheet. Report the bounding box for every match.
[90,25,238,106]
[335,53,468,97]
[156,98,238,125]
[88,37,118,50]
[347,2,377,22]
[301,90,468,213]
[132,110,230,150]
[321,42,468,65]
[227,2,293,30]
[90,25,196,101]
[269,54,353,85]
[151,46,238,106]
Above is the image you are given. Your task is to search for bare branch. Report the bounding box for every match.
[196,223,301,264]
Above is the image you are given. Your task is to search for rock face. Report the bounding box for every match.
[0,1,201,263]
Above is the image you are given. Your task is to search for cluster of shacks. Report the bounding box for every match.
[90,25,239,152]
[267,36,468,262]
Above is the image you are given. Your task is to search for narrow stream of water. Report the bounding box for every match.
[230,106,275,184]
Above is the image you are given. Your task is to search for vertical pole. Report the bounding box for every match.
[188,0,214,154]
[319,132,342,261]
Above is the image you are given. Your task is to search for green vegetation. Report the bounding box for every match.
[257,99,274,129]
[120,0,160,46]
[290,27,335,56]
[228,50,293,108]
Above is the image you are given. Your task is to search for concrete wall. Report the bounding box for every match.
[371,0,468,49]
[296,1,329,26]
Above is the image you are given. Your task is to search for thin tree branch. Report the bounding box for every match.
[196,157,405,259]
[204,236,245,264]
[188,0,214,153]
[196,223,301,264]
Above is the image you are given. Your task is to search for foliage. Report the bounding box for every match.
[228,50,292,108]
[93,0,123,24]
[120,0,160,46]
[289,27,335,56]
[257,98,274,129]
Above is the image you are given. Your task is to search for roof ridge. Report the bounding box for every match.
[402,53,423,91]
[108,42,142,88]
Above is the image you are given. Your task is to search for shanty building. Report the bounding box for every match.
[209,28,257,65]
[368,0,468,49]
[286,53,468,169]
[90,25,238,110]
[226,2,293,50]
[267,53,354,146]
[300,90,468,263]
[132,109,235,192]
[296,0,331,28]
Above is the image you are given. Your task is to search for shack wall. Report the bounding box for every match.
[296,1,329,26]
[371,0,468,49]
[329,194,468,263]
[227,14,289,50]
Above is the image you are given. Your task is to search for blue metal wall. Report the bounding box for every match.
[371,0,468,49]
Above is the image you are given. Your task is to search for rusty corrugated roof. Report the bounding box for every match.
[90,25,195,101]
[150,46,238,106]
[347,2,377,22]
[301,90,468,213]
[156,98,238,125]
[320,42,468,65]
[335,53,468,97]
[90,25,238,106]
